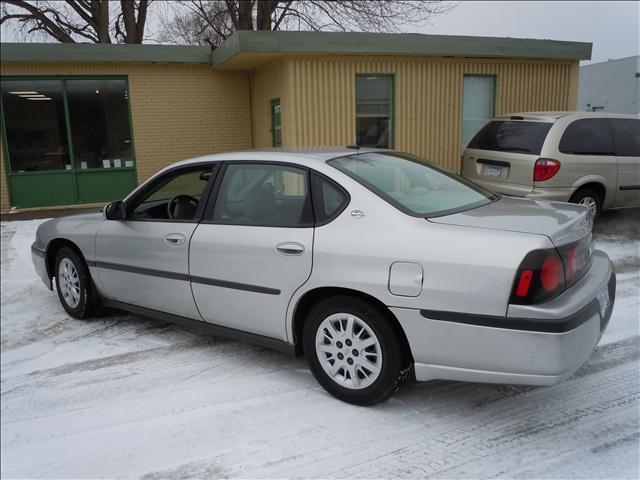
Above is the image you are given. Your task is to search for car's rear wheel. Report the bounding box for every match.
[55,247,94,319]
[570,187,602,219]
[303,295,404,405]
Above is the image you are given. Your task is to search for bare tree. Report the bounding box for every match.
[1,0,151,43]
[158,0,453,46]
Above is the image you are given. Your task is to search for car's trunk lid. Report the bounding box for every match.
[429,196,592,246]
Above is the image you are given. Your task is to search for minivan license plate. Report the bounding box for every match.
[484,165,502,177]
[597,286,610,318]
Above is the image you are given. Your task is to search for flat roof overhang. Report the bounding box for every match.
[212,31,592,70]
[0,31,592,70]
[0,43,212,64]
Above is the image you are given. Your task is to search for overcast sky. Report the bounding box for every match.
[408,1,639,65]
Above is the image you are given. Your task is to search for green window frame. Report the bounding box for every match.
[0,75,138,208]
[355,74,395,149]
[271,98,282,147]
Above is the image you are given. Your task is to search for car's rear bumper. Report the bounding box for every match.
[31,243,52,290]
[392,250,615,385]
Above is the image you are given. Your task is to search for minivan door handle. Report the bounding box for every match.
[164,233,186,245]
[276,242,305,256]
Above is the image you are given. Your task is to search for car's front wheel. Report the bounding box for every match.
[54,247,95,319]
[303,296,405,405]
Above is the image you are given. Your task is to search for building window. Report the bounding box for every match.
[356,75,394,148]
[0,79,70,172]
[461,75,496,151]
[67,79,133,169]
[271,98,282,147]
[0,76,137,208]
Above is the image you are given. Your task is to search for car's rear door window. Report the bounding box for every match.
[329,152,497,217]
[312,174,349,224]
[468,120,552,155]
[208,163,313,227]
[559,118,615,155]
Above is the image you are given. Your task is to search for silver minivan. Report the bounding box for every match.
[461,112,640,217]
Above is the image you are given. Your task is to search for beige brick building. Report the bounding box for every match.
[0,31,591,211]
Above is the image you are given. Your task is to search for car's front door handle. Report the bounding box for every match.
[164,233,186,246]
[276,242,305,256]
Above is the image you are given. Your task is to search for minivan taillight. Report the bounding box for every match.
[534,158,561,182]
[510,237,593,305]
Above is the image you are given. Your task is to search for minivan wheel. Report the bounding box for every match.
[303,295,404,405]
[570,188,602,219]
[55,247,94,319]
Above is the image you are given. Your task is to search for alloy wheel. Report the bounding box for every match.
[579,196,598,218]
[58,258,81,308]
[315,313,383,389]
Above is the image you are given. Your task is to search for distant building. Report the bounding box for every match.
[578,55,640,114]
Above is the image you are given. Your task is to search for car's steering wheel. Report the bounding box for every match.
[167,194,199,219]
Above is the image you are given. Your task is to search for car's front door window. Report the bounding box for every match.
[129,168,212,221]
[208,163,312,227]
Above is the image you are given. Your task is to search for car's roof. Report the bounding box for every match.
[169,147,385,169]
[495,111,640,122]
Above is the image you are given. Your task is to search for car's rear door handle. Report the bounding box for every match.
[164,233,186,245]
[276,242,305,256]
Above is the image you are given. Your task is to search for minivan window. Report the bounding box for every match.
[467,120,552,155]
[329,152,497,217]
[559,118,615,155]
[609,118,640,157]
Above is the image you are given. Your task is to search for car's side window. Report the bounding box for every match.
[209,163,313,227]
[608,119,640,157]
[558,119,615,155]
[313,174,349,224]
[128,167,212,221]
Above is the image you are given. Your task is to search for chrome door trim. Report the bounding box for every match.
[89,260,280,295]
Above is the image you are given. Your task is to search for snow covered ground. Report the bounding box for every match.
[1,211,639,479]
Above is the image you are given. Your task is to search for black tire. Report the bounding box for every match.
[303,295,405,406]
[569,187,603,219]
[54,247,95,319]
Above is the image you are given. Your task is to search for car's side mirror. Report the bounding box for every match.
[104,200,126,220]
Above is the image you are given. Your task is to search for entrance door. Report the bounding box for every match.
[190,162,314,340]
[95,164,214,319]
[461,75,496,152]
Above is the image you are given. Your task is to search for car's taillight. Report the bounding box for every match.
[557,235,593,289]
[534,158,561,182]
[540,255,563,292]
[510,248,566,304]
[510,236,593,305]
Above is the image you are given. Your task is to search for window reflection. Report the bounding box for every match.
[356,76,393,148]
[67,79,133,169]
[0,80,70,172]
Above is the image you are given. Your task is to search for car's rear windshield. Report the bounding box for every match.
[329,152,498,217]
[467,120,552,154]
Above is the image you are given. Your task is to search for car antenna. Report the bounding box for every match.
[346,143,360,151]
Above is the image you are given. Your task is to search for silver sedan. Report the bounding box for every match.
[31,149,616,405]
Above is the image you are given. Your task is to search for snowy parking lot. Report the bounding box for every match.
[1,210,639,479]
